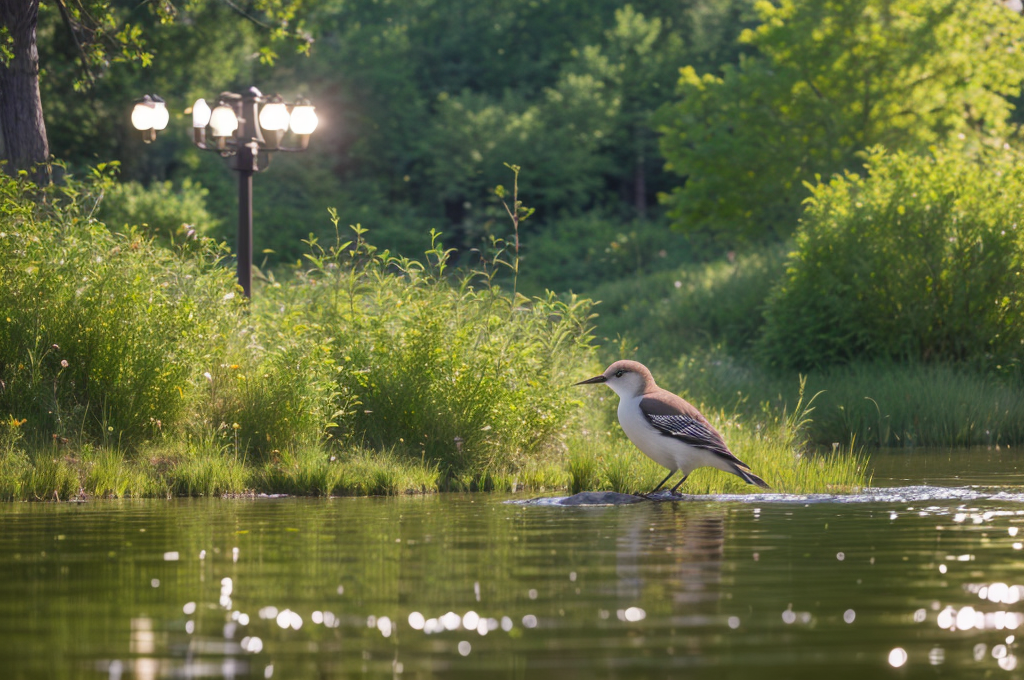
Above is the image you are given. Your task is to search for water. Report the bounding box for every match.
[4,448,1024,679]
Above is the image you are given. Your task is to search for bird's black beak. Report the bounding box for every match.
[573,374,607,386]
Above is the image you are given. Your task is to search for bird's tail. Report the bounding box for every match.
[732,463,771,490]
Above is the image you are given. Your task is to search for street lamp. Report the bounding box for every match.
[130,95,169,143]
[130,87,319,297]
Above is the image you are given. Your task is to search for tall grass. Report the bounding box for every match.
[259,211,597,481]
[806,363,1024,448]
[0,166,242,444]
[650,349,1024,449]
[165,435,249,497]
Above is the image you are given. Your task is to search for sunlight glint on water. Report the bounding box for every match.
[1,448,1024,678]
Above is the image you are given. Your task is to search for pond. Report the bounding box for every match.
[4,448,1024,679]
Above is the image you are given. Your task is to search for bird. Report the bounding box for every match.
[574,359,770,495]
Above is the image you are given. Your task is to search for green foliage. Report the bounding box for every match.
[0,169,243,442]
[806,363,1024,448]
[202,338,338,463]
[38,0,311,94]
[95,178,220,244]
[567,447,602,494]
[518,214,691,295]
[41,0,758,268]
[24,450,81,501]
[658,0,1024,242]
[589,246,785,362]
[0,417,31,500]
[82,445,158,498]
[262,215,598,478]
[165,435,249,497]
[760,147,1024,370]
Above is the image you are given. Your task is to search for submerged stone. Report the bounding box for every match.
[556,492,646,506]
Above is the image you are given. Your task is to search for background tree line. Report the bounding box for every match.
[7,0,1024,372]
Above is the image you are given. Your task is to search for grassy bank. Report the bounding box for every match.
[662,353,1024,448]
[590,252,1024,450]
[0,387,869,500]
[0,171,870,500]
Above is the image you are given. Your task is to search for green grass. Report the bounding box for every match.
[587,246,786,362]
[643,349,1024,449]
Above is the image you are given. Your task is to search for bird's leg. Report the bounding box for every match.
[669,474,689,496]
[643,470,677,498]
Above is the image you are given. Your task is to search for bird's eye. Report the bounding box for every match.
[615,370,624,378]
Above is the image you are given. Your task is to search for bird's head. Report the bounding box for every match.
[574,360,654,399]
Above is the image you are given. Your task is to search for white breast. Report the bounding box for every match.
[616,395,729,476]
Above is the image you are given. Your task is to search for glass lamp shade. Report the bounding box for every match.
[289,105,318,135]
[151,101,169,131]
[259,102,290,132]
[192,99,212,128]
[131,101,155,131]
[209,105,238,137]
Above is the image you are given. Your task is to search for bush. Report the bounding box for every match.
[96,177,221,244]
[0,169,243,442]
[259,218,598,479]
[760,147,1024,371]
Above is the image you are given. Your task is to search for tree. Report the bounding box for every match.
[0,0,50,182]
[657,0,1024,244]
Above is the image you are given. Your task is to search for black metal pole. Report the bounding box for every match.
[233,86,264,298]
[237,153,254,298]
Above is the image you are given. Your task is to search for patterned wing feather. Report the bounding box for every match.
[644,413,741,463]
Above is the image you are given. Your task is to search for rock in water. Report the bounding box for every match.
[557,491,645,506]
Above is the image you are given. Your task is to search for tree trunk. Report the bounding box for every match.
[0,0,49,184]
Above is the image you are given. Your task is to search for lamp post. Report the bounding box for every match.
[131,87,319,297]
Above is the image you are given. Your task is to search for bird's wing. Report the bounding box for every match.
[639,394,745,465]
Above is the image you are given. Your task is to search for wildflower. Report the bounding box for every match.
[232,423,241,430]
[51,344,59,350]
[60,359,69,368]
[203,372,213,382]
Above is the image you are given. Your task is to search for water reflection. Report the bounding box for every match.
[614,504,725,610]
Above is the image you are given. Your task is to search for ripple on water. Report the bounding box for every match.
[6,449,1024,678]
[511,485,1024,506]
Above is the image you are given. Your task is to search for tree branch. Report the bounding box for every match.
[53,0,95,86]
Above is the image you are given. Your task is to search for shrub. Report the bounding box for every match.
[259,217,597,479]
[760,147,1024,371]
[96,177,221,244]
[0,169,243,443]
